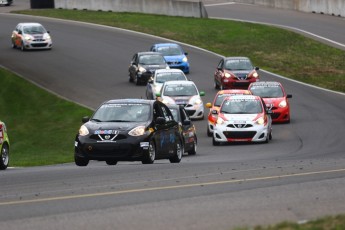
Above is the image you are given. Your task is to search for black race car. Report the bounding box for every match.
[128,52,169,85]
[74,99,183,166]
[168,104,197,155]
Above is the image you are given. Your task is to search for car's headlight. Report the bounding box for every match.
[129,126,146,136]
[162,97,175,105]
[182,57,188,62]
[224,73,231,78]
[252,72,259,78]
[256,116,265,125]
[139,66,146,72]
[43,33,51,40]
[24,35,32,41]
[79,125,89,136]
[216,117,225,125]
[279,100,287,108]
[191,97,202,105]
[154,85,162,92]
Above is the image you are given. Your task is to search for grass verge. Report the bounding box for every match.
[0,68,92,167]
[14,9,345,93]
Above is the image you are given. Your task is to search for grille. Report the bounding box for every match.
[235,73,248,80]
[31,43,48,47]
[186,110,196,116]
[227,124,253,128]
[167,61,182,65]
[270,113,281,119]
[89,134,126,141]
[223,131,256,139]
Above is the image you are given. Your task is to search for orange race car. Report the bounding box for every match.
[205,89,251,136]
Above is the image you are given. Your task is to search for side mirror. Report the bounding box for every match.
[182,119,191,125]
[156,117,166,125]
[148,78,153,84]
[211,110,218,115]
[155,92,161,97]
[287,94,292,98]
[255,67,260,71]
[199,91,205,96]
[205,102,212,108]
[185,52,188,55]
[82,116,90,123]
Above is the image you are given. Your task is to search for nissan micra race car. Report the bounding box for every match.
[248,81,292,123]
[0,120,10,170]
[212,95,272,145]
[11,22,53,51]
[205,89,251,137]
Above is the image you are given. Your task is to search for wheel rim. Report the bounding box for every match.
[149,142,155,161]
[176,142,183,160]
[193,140,197,153]
[2,146,9,166]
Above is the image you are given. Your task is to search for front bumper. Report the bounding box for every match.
[270,107,290,123]
[213,123,269,143]
[75,134,151,161]
[23,39,52,50]
[184,104,204,119]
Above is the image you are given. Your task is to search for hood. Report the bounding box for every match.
[86,121,148,132]
[141,64,168,71]
[163,55,186,62]
[222,114,258,123]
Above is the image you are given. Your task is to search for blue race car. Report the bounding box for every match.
[150,43,190,74]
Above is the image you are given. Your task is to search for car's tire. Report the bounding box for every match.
[212,136,220,146]
[74,155,89,166]
[106,160,117,165]
[170,139,183,163]
[142,141,155,164]
[214,81,219,90]
[11,42,16,49]
[219,84,224,90]
[135,74,140,86]
[188,138,197,155]
[207,126,212,137]
[0,143,9,170]
[269,131,273,140]
[129,74,134,82]
[20,42,26,51]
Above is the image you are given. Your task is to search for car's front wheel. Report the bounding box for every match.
[74,155,89,166]
[212,136,220,146]
[188,138,197,155]
[142,141,155,164]
[170,139,183,163]
[20,41,26,51]
[106,160,118,165]
[0,144,9,170]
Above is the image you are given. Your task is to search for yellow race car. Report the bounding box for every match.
[0,120,10,170]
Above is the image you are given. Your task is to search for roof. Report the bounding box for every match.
[152,43,181,48]
[104,98,154,105]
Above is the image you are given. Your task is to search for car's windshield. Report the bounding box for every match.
[139,55,166,65]
[221,99,262,114]
[215,94,239,107]
[155,72,187,83]
[92,103,151,122]
[157,46,183,56]
[23,25,46,34]
[225,59,253,70]
[163,84,198,96]
[250,86,284,98]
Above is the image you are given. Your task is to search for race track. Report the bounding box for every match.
[0,1,345,229]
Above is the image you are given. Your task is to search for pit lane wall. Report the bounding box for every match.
[54,0,208,18]
[230,0,344,17]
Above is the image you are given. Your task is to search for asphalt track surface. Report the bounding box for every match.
[0,1,345,229]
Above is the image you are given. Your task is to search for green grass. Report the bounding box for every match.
[236,214,345,230]
[0,68,92,167]
[14,9,345,93]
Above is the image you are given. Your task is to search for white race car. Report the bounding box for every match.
[146,69,188,100]
[212,95,272,145]
[157,80,205,120]
[11,22,53,51]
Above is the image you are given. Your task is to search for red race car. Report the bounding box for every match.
[248,81,292,123]
[205,89,251,136]
[214,57,260,90]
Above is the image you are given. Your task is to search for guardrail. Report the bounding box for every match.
[54,0,208,18]
[230,0,344,17]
